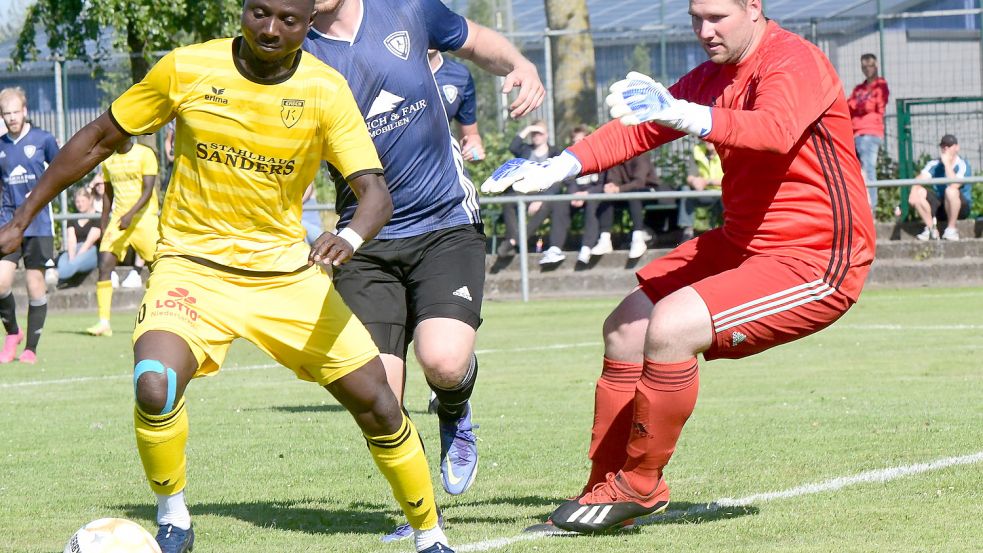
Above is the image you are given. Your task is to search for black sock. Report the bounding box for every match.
[0,291,18,334]
[429,354,478,421]
[25,298,47,352]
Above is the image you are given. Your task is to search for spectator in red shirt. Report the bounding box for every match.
[847,53,889,214]
[482,0,875,533]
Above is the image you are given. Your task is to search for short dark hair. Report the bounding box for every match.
[939,134,958,147]
[860,53,877,62]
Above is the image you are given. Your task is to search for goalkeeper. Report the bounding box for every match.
[483,0,875,533]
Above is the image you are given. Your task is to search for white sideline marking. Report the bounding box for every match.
[456,450,983,552]
[0,342,602,389]
[839,324,983,331]
[0,363,278,389]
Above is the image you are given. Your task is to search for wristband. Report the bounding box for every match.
[335,227,364,252]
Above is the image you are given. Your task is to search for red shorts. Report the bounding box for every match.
[636,229,868,360]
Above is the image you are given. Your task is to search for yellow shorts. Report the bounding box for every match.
[132,256,379,385]
[100,212,159,262]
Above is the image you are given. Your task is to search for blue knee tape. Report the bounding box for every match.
[134,359,177,414]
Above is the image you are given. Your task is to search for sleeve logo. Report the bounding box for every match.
[441,84,459,104]
[281,99,305,128]
[384,31,410,60]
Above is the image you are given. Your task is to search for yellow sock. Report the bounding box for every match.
[134,397,188,496]
[96,280,113,322]
[366,415,439,530]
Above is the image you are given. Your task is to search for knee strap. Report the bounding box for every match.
[134,359,178,414]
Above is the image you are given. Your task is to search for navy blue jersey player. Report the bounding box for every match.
[306,0,543,544]
[0,87,59,364]
[429,50,484,162]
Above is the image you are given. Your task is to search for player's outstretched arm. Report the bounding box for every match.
[0,111,129,254]
[309,173,392,267]
[454,20,544,118]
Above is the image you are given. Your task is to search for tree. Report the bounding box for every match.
[544,0,596,142]
[12,0,240,84]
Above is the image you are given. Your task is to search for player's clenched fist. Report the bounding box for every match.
[606,71,713,137]
[309,227,363,267]
[0,222,25,256]
[480,151,581,195]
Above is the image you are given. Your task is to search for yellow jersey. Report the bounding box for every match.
[110,37,382,272]
[101,143,159,219]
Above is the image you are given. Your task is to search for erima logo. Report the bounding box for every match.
[205,86,229,104]
[408,498,425,508]
[452,286,472,301]
[442,84,458,104]
[384,31,410,60]
[366,89,405,118]
[731,331,747,346]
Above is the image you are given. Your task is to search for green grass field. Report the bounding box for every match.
[1,287,982,553]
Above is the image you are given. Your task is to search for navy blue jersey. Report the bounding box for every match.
[434,56,477,126]
[920,157,973,206]
[0,125,58,236]
[304,0,480,239]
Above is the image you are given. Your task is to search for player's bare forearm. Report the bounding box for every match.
[122,175,157,222]
[10,112,129,232]
[456,20,544,117]
[346,172,393,241]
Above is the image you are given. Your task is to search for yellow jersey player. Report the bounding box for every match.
[87,138,160,337]
[0,1,455,553]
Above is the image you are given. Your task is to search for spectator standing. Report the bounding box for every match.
[54,187,101,287]
[86,137,160,337]
[0,86,59,364]
[847,53,889,213]
[678,140,724,240]
[910,134,971,241]
[429,50,484,163]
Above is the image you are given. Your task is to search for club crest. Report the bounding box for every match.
[281,99,305,128]
[384,31,410,60]
[23,145,36,158]
[442,84,459,104]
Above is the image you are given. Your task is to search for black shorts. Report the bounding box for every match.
[926,188,971,220]
[2,236,54,270]
[333,224,486,359]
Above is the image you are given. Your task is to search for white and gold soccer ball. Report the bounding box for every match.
[64,518,161,553]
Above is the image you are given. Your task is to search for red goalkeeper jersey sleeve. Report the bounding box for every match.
[569,21,875,300]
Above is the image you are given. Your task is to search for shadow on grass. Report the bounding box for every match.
[267,403,348,414]
[119,499,397,535]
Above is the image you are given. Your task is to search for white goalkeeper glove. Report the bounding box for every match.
[606,71,712,137]
[480,150,582,194]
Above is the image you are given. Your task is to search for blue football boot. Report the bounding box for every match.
[156,524,194,553]
[439,402,478,495]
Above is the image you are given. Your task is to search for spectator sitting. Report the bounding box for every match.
[847,53,889,214]
[910,134,971,241]
[302,183,323,246]
[678,140,723,241]
[587,153,659,260]
[54,187,102,288]
[498,120,562,257]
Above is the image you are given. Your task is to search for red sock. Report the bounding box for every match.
[622,357,700,495]
[584,357,643,493]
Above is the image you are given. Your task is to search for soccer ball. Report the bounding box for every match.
[64,518,161,553]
